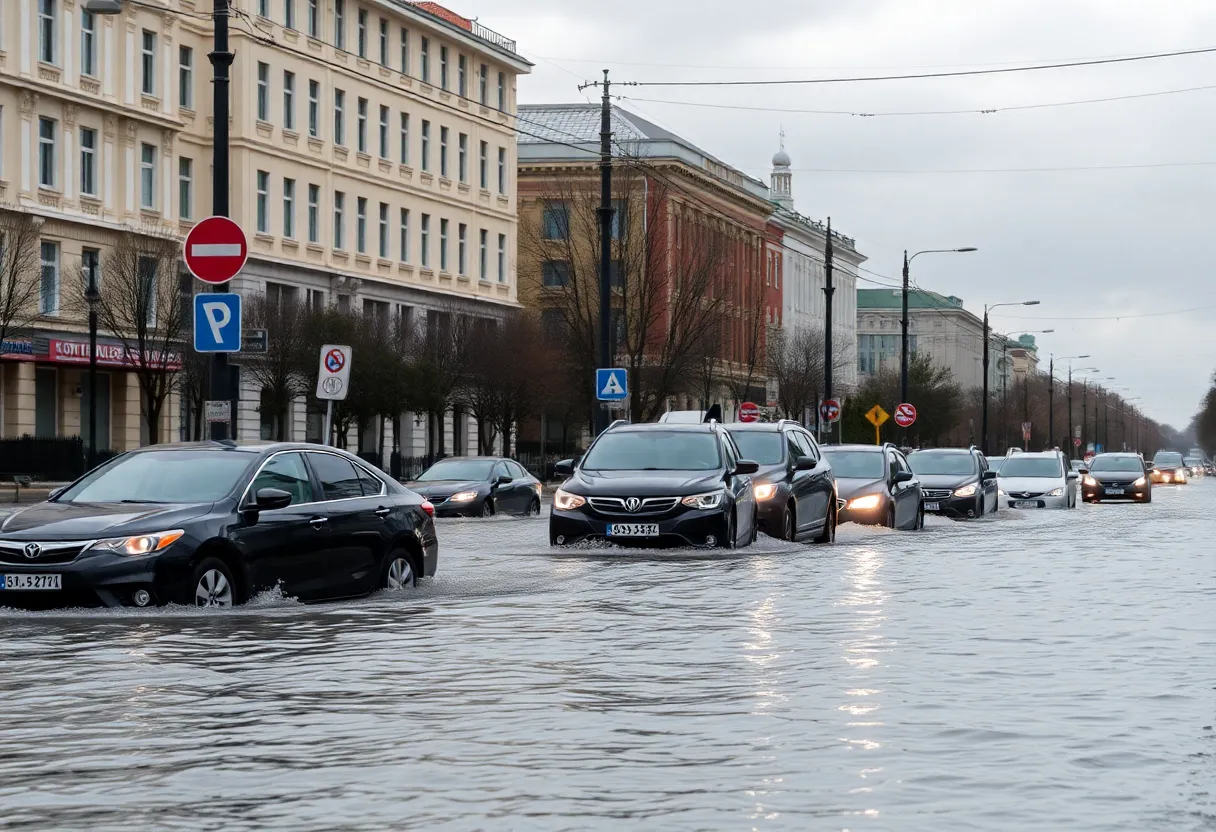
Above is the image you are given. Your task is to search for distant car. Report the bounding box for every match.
[1150,451,1189,485]
[984,455,1006,475]
[997,451,1078,509]
[1070,460,1086,476]
[658,410,707,424]
[821,443,924,530]
[1006,447,1024,456]
[907,447,999,519]
[724,420,837,543]
[1183,457,1205,478]
[1081,453,1152,503]
[406,457,542,517]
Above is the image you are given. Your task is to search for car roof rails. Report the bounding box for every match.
[606,419,629,431]
[703,404,723,424]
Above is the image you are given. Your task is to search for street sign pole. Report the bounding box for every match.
[316,344,353,447]
[323,400,334,447]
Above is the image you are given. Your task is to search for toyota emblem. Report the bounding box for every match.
[23,543,41,559]
[625,497,642,513]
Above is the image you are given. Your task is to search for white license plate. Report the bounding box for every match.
[1013,501,1038,509]
[1106,488,1124,495]
[924,502,941,512]
[607,524,659,537]
[1,574,62,591]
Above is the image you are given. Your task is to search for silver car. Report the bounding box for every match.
[997,451,1079,509]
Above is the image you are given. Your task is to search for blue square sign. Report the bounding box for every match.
[193,293,242,353]
[596,368,628,401]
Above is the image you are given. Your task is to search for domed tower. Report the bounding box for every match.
[771,129,794,210]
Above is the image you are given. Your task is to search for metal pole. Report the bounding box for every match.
[1082,382,1088,452]
[900,249,909,407]
[209,0,234,441]
[324,400,333,447]
[1067,366,1073,460]
[595,69,614,435]
[87,288,98,471]
[981,307,990,455]
[822,218,835,441]
[1048,356,1054,449]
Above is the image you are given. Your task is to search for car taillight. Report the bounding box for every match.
[421,500,435,517]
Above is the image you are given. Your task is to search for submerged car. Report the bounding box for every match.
[406,456,542,517]
[1183,457,1206,478]
[1150,452,1189,485]
[549,421,759,548]
[907,447,999,519]
[0,442,438,609]
[997,451,1078,509]
[1081,453,1152,503]
[821,443,924,530]
[724,420,837,543]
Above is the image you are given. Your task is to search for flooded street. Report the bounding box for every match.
[1,484,1212,831]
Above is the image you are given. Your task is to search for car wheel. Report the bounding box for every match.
[975,494,984,517]
[1143,490,1152,503]
[189,558,237,608]
[719,512,737,549]
[382,550,416,590]
[915,504,926,530]
[527,496,542,516]
[885,504,896,529]
[813,503,836,545]
[780,505,795,542]
[480,499,494,518]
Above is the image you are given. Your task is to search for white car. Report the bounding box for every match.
[998,451,1079,509]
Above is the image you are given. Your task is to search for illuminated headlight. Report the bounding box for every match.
[998,489,1007,496]
[1047,487,1064,497]
[848,494,882,511]
[553,489,586,511]
[1132,477,1146,487]
[1083,475,1098,487]
[681,490,725,510]
[534,483,544,497]
[1162,474,1172,482]
[753,483,778,501]
[89,529,185,557]
[449,491,479,503]
[953,483,977,498]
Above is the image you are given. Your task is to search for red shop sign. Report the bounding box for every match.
[47,339,183,371]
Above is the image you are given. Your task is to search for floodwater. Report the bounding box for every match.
[1,483,1212,831]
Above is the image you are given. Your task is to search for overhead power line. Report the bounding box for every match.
[751,161,1216,174]
[991,303,1216,321]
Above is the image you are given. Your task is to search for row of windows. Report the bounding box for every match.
[253,172,509,282]
[540,201,626,241]
[254,66,510,193]
[34,239,158,323]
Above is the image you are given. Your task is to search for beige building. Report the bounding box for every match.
[0,0,529,460]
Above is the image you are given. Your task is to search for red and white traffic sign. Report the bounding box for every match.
[738,402,760,423]
[1073,437,1082,448]
[894,402,917,428]
[184,216,249,285]
[819,399,841,423]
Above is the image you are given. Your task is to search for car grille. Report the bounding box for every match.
[922,489,953,500]
[0,540,92,565]
[586,496,681,515]
[427,495,449,505]
[1006,491,1044,500]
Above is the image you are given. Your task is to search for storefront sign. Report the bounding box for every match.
[0,340,34,360]
[46,339,183,371]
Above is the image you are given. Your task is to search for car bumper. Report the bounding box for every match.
[922,494,980,518]
[754,497,790,535]
[432,501,482,518]
[1000,494,1069,509]
[0,548,192,610]
[1150,470,1187,484]
[838,498,889,526]
[1082,483,1149,501]
[549,508,731,548]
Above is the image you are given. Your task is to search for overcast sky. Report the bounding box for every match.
[480,0,1215,428]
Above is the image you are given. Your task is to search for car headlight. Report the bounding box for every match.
[534,483,544,497]
[848,494,882,511]
[1047,487,1064,497]
[553,489,586,511]
[1132,477,1146,487]
[449,491,479,503]
[1083,475,1098,487]
[89,529,185,557]
[998,489,1007,496]
[681,490,725,510]
[753,483,778,501]
[953,483,977,498]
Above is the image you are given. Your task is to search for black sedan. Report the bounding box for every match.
[907,447,999,519]
[0,442,438,609]
[406,456,542,517]
[549,421,759,548]
[822,443,924,530]
[1082,453,1152,503]
[724,420,837,543]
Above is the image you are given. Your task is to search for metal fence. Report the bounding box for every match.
[0,437,118,482]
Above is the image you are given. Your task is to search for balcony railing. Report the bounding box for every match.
[471,21,517,54]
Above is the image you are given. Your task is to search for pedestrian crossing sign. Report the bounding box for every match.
[596,368,628,401]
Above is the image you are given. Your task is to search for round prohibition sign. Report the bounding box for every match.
[321,376,344,395]
[325,349,346,373]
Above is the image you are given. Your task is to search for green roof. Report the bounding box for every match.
[856,289,965,311]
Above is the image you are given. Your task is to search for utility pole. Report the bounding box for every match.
[1066,365,1073,459]
[1081,382,1088,452]
[209,0,234,440]
[981,309,990,454]
[1048,355,1054,449]
[822,218,835,442]
[900,249,909,408]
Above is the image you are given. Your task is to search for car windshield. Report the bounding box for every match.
[1184,457,1202,466]
[726,431,784,465]
[985,456,1005,473]
[822,450,886,479]
[1070,461,1085,470]
[57,451,255,504]
[581,431,722,471]
[908,452,976,476]
[417,460,496,481]
[1089,456,1144,473]
[1153,452,1184,466]
[999,457,1064,479]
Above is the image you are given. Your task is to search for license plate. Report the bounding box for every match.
[1106,488,1124,495]
[924,502,940,512]
[607,524,659,537]
[1,574,62,591]
[1013,501,1038,509]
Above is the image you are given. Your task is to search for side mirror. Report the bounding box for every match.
[1078,468,1089,475]
[892,471,915,485]
[734,460,760,476]
[496,475,513,487]
[47,486,66,500]
[554,459,574,477]
[981,471,997,481]
[794,456,817,471]
[251,487,293,512]
[1066,471,1080,480]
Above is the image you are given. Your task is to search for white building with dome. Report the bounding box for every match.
[767,136,866,392]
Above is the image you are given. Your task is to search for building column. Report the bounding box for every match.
[111,372,141,450]
[18,91,35,196]
[102,116,116,214]
[3,362,36,438]
[102,16,115,99]
[62,0,75,82]
[161,130,173,220]
[60,368,81,439]
[161,18,175,115]
[292,396,307,442]
[18,0,32,77]
[62,105,76,201]
[123,22,136,106]
[122,120,136,217]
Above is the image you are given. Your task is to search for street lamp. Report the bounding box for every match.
[901,247,977,411]
[1058,357,1093,459]
[84,264,101,471]
[1050,354,1089,454]
[981,300,1039,454]
[86,0,234,441]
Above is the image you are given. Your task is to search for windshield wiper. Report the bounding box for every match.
[119,499,164,504]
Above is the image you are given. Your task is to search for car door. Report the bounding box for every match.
[720,433,753,545]
[977,454,997,512]
[232,451,332,601]
[487,461,518,514]
[790,430,830,536]
[304,452,383,599]
[888,450,917,528]
[507,461,538,512]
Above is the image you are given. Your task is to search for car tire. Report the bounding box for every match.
[915,504,926,530]
[780,505,795,542]
[813,504,836,545]
[1142,490,1152,503]
[480,499,494,518]
[187,557,238,608]
[381,549,416,590]
[527,496,541,517]
[885,504,896,529]
[719,512,737,549]
[975,494,984,518]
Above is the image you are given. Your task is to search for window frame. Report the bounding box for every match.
[140,29,157,97]
[139,142,157,210]
[178,157,193,219]
[79,127,97,197]
[81,9,97,77]
[282,70,296,131]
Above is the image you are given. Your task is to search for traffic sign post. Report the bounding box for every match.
[738,402,761,423]
[1022,421,1033,444]
[894,402,917,429]
[866,404,890,445]
[204,400,232,423]
[819,399,841,424]
[241,328,268,354]
[193,293,242,353]
[316,344,353,446]
[596,368,628,402]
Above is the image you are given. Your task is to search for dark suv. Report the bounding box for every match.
[907,447,999,519]
[723,420,837,543]
[549,421,760,548]
[821,443,924,530]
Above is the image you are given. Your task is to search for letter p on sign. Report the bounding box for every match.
[193,293,243,353]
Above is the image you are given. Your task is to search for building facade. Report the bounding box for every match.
[0,0,529,462]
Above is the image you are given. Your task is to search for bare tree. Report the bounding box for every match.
[242,292,313,441]
[0,210,47,349]
[72,230,186,445]
[724,295,771,408]
[767,326,825,422]
[178,349,209,441]
[407,302,475,457]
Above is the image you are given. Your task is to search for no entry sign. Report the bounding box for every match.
[738,402,760,423]
[184,216,249,284]
[894,402,917,428]
[819,399,841,423]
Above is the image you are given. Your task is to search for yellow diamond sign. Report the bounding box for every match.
[865,404,890,428]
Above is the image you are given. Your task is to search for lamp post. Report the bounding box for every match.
[1101,377,1117,451]
[900,248,976,417]
[85,263,101,471]
[1050,354,1089,452]
[1067,365,1099,459]
[981,300,1040,455]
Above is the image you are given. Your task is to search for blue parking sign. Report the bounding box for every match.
[596,368,628,401]
[193,293,242,353]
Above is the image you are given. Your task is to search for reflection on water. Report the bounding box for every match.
[0,488,1212,830]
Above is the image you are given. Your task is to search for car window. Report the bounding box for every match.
[354,464,385,496]
[493,461,512,481]
[785,432,803,463]
[999,457,1064,478]
[728,431,784,465]
[507,461,529,479]
[886,451,901,476]
[794,431,819,461]
[57,450,254,504]
[721,434,739,470]
[822,449,885,479]
[307,453,365,500]
[250,452,315,505]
